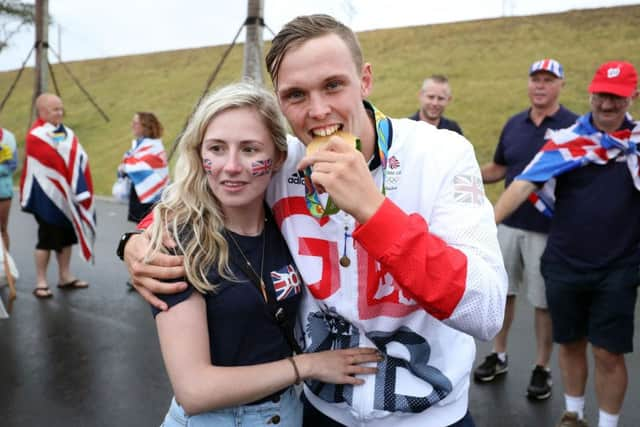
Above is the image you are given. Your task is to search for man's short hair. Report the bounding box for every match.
[265,14,363,87]
[421,74,451,96]
[422,74,450,90]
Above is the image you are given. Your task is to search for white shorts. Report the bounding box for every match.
[497,224,548,309]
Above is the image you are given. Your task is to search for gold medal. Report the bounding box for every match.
[339,255,351,267]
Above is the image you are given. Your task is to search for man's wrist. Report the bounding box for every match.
[116,230,143,261]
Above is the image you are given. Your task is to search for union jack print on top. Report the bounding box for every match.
[453,174,484,206]
[270,264,301,301]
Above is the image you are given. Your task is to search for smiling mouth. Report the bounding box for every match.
[221,181,247,187]
[310,124,342,138]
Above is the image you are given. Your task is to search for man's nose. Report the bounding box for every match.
[308,93,330,119]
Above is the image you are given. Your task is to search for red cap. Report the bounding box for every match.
[588,61,638,97]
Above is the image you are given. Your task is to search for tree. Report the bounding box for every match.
[0,0,36,53]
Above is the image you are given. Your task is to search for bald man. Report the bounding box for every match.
[20,93,96,299]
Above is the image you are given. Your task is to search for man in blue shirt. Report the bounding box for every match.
[493,61,639,427]
[475,59,577,401]
[409,74,463,135]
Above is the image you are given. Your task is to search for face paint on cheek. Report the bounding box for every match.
[203,158,213,176]
[251,158,273,176]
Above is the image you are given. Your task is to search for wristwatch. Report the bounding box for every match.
[116,230,143,261]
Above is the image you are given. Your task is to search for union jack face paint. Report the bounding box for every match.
[251,158,273,176]
[203,158,213,176]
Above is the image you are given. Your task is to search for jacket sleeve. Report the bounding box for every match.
[353,143,507,341]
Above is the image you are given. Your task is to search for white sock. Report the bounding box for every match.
[495,352,507,363]
[565,394,585,419]
[598,409,619,427]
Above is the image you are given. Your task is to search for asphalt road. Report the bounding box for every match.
[0,197,638,426]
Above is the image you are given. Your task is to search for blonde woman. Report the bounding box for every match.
[146,82,380,427]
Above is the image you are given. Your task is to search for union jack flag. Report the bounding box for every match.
[122,138,169,204]
[251,159,273,176]
[270,264,301,301]
[518,113,640,216]
[20,119,96,263]
[453,174,484,206]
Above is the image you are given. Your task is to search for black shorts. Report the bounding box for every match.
[35,215,77,252]
[541,261,639,354]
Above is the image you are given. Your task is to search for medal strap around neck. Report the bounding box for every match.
[372,103,391,196]
[302,102,392,218]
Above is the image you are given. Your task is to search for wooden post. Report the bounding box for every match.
[32,0,49,121]
[242,0,264,84]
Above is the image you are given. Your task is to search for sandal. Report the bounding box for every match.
[57,279,90,289]
[33,287,53,299]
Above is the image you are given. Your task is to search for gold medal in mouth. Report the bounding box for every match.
[306,130,359,156]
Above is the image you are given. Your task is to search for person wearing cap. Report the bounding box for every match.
[409,74,464,135]
[492,61,639,427]
[475,59,577,400]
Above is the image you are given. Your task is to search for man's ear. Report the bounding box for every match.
[360,63,373,98]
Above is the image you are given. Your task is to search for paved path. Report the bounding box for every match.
[1,197,638,426]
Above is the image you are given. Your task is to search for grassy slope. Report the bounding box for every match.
[1,5,639,201]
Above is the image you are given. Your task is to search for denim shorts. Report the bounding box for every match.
[541,261,639,354]
[160,387,302,427]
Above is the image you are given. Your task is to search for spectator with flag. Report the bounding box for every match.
[118,112,169,223]
[20,93,95,299]
[475,59,578,400]
[493,61,639,427]
[0,125,18,250]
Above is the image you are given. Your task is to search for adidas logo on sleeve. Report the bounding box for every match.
[287,171,306,185]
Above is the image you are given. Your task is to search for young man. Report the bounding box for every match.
[493,61,639,427]
[475,59,578,400]
[21,93,95,299]
[409,74,463,135]
[121,15,507,427]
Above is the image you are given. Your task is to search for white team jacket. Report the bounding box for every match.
[266,117,507,427]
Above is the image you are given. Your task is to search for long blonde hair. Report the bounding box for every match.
[145,81,288,293]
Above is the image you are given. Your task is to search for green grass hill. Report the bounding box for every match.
[1,4,639,202]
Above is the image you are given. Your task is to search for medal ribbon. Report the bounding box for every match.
[302,102,392,218]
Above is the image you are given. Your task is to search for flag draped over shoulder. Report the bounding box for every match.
[19,119,96,262]
[121,138,168,204]
[517,113,640,216]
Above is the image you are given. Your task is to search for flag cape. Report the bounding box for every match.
[20,119,96,262]
[121,138,168,203]
[517,113,640,216]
